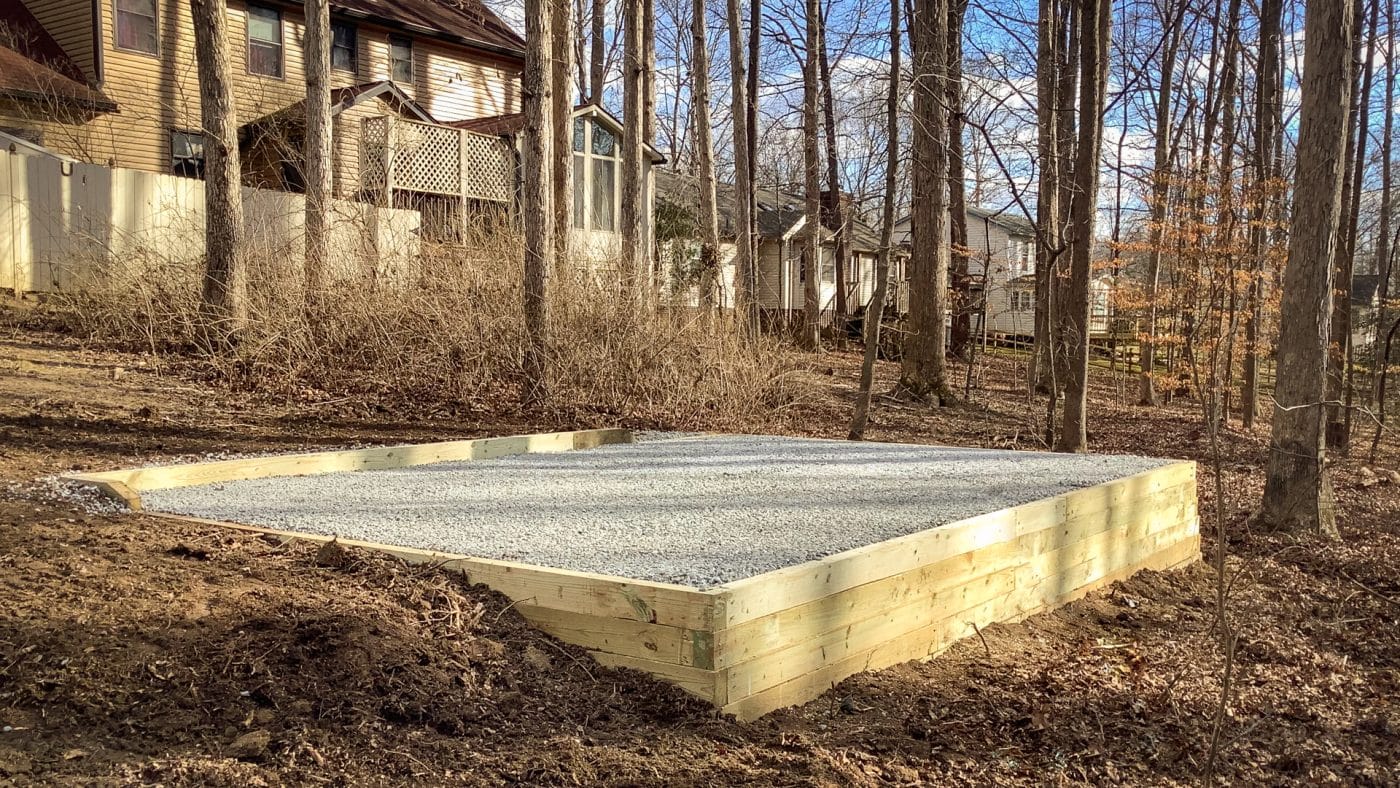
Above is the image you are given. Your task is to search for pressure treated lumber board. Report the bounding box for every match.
[63,428,632,506]
[67,436,1200,722]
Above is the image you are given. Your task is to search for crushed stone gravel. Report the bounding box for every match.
[140,434,1174,588]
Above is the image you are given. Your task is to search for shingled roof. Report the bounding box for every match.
[332,0,524,57]
[0,0,115,113]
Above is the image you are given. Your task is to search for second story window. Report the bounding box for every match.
[389,36,413,84]
[115,0,158,54]
[331,21,357,73]
[247,4,283,78]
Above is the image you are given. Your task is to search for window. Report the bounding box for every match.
[170,131,204,179]
[570,118,620,233]
[1011,290,1033,312]
[115,0,158,54]
[331,21,357,73]
[247,4,283,77]
[389,36,413,84]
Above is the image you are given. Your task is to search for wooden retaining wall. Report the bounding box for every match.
[65,432,1199,721]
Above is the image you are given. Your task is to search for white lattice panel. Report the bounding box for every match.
[360,116,388,193]
[391,120,461,196]
[462,131,513,203]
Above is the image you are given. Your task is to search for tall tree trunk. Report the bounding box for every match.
[189,0,247,345]
[1243,0,1283,428]
[801,0,823,350]
[551,0,576,265]
[1054,0,1110,453]
[620,0,647,293]
[901,0,951,402]
[303,0,331,300]
[818,14,849,324]
[589,0,606,102]
[1030,0,1064,400]
[727,0,757,327]
[849,0,901,439]
[1369,0,1395,440]
[1138,3,1183,407]
[1329,0,1375,450]
[522,0,554,397]
[947,0,971,360]
[746,0,761,284]
[1327,0,1372,450]
[691,0,722,306]
[1258,0,1354,538]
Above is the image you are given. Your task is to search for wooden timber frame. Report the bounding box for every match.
[63,430,1201,721]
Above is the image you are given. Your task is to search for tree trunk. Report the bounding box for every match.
[1054,0,1110,453]
[1030,0,1063,400]
[551,0,576,266]
[901,0,951,402]
[1328,0,1375,451]
[1139,5,1183,407]
[801,0,823,350]
[817,18,848,325]
[849,0,901,439]
[1369,0,1395,444]
[727,0,757,327]
[189,0,247,345]
[1258,0,1354,538]
[1243,0,1283,428]
[691,0,722,307]
[303,0,331,301]
[746,0,761,288]
[947,0,971,360]
[620,0,647,293]
[522,0,554,398]
[589,0,605,102]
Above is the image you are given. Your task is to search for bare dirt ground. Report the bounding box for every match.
[1,316,1397,786]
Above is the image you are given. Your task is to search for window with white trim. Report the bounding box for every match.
[389,36,413,84]
[571,117,620,233]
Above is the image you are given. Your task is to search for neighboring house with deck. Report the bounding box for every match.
[1,0,657,262]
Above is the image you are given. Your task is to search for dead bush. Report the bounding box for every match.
[59,228,807,429]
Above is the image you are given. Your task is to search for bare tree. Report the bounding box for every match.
[552,0,577,264]
[1369,0,1395,459]
[589,0,606,101]
[620,0,646,292]
[303,0,331,300]
[1258,0,1355,538]
[189,0,247,343]
[901,0,951,402]
[691,0,722,306]
[727,0,757,326]
[947,0,971,360]
[522,0,555,396]
[1242,0,1283,427]
[1138,2,1185,407]
[801,0,823,350]
[816,8,847,326]
[849,0,901,439]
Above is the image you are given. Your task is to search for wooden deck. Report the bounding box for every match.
[65,430,1200,721]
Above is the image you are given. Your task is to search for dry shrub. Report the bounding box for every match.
[64,225,806,429]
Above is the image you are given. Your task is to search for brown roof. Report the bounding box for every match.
[450,111,524,136]
[0,0,116,112]
[332,0,524,57]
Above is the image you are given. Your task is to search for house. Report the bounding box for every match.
[1,0,657,251]
[893,208,1116,339]
[654,169,899,320]
[1352,274,1383,348]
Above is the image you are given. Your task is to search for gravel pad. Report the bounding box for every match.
[142,435,1172,588]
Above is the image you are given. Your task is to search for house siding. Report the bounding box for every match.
[24,0,520,178]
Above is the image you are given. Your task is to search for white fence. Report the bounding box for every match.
[0,151,421,295]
